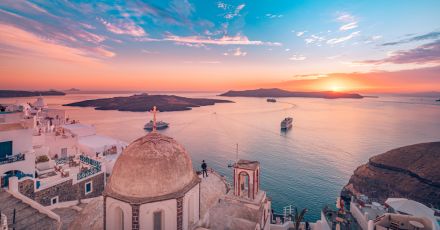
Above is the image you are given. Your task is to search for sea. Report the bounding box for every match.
[1,92,440,221]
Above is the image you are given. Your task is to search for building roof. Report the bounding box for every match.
[105,132,199,203]
[78,135,126,153]
[62,123,96,137]
[234,159,260,170]
[0,123,26,131]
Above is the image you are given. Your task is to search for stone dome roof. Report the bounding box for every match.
[106,132,198,201]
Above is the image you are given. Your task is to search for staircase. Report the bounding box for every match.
[0,190,59,230]
[390,220,400,230]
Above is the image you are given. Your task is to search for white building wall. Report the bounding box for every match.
[0,112,23,124]
[106,197,133,230]
[182,184,200,230]
[139,198,177,230]
[0,127,35,176]
[0,152,35,176]
[0,128,33,155]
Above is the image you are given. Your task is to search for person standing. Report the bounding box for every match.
[201,160,208,178]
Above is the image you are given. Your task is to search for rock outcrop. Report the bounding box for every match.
[0,90,65,98]
[64,94,233,112]
[344,142,440,207]
[220,88,364,99]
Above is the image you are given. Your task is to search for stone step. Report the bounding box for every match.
[0,191,11,201]
[31,217,59,230]
[0,191,59,230]
[16,212,47,229]
[14,206,39,223]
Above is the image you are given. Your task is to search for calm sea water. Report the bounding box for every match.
[2,93,440,221]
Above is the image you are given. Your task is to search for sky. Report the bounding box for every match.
[0,0,439,92]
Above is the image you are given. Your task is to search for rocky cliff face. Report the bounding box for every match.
[344,142,440,207]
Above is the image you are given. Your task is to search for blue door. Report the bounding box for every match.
[0,141,13,159]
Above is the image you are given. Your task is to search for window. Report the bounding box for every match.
[85,181,93,194]
[51,196,58,205]
[153,211,162,230]
[0,141,13,159]
[61,148,68,158]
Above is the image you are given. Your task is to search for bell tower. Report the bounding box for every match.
[233,159,260,200]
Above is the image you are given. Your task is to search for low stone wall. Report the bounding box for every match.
[18,173,105,206]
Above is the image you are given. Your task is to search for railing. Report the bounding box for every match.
[77,166,101,180]
[0,153,25,165]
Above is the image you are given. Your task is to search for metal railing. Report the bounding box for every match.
[77,166,101,180]
[0,153,25,165]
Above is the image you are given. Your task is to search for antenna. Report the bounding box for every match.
[236,143,239,162]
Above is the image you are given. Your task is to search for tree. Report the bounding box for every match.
[293,207,308,230]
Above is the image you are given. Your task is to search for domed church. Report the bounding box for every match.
[103,132,201,230]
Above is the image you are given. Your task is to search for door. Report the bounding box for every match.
[0,141,13,159]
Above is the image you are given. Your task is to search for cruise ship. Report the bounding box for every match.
[281,117,293,129]
[144,120,169,131]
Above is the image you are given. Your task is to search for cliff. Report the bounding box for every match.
[63,94,233,112]
[0,90,65,98]
[219,88,363,99]
[344,142,440,207]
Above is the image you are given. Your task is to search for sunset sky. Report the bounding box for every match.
[0,0,439,92]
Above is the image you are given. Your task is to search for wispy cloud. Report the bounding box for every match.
[327,31,360,45]
[289,54,306,61]
[359,40,440,65]
[225,4,245,19]
[305,35,326,44]
[164,34,281,46]
[0,23,112,64]
[336,12,355,22]
[381,31,440,46]
[339,22,358,31]
[217,2,229,10]
[141,49,159,54]
[296,31,307,37]
[98,18,146,37]
[223,47,247,56]
[266,13,283,19]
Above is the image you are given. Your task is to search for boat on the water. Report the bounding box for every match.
[436,98,440,102]
[281,117,293,129]
[144,120,169,131]
[267,98,276,102]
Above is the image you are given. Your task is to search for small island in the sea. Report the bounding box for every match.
[65,88,80,92]
[0,90,66,98]
[63,93,233,112]
[219,88,364,99]
[343,142,440,207]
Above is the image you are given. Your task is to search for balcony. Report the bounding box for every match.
[0,153,25,165]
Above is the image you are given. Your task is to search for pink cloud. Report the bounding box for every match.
[164,34,281,46]
[99,18,146,37]
[0,23,114,64]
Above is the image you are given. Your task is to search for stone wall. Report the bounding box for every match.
[131,204,140,230]
[18,173,105,206]
[177,196,183,230]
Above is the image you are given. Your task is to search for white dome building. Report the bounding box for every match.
[104,132,201,230]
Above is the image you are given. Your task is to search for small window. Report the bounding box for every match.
[153,211,162,230]
[51,196,58,205]
[85,181,93,194]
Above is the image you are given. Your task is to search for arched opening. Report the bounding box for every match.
[1,170,26,187]
[153,210,163,230]
[238,171,250,198]
[113,206,124,230]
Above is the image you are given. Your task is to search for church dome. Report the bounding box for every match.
[106,132,198,200]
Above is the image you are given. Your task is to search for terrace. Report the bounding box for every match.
[35,154,103,190]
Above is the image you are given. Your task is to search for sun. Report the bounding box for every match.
[329,84,344,92]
